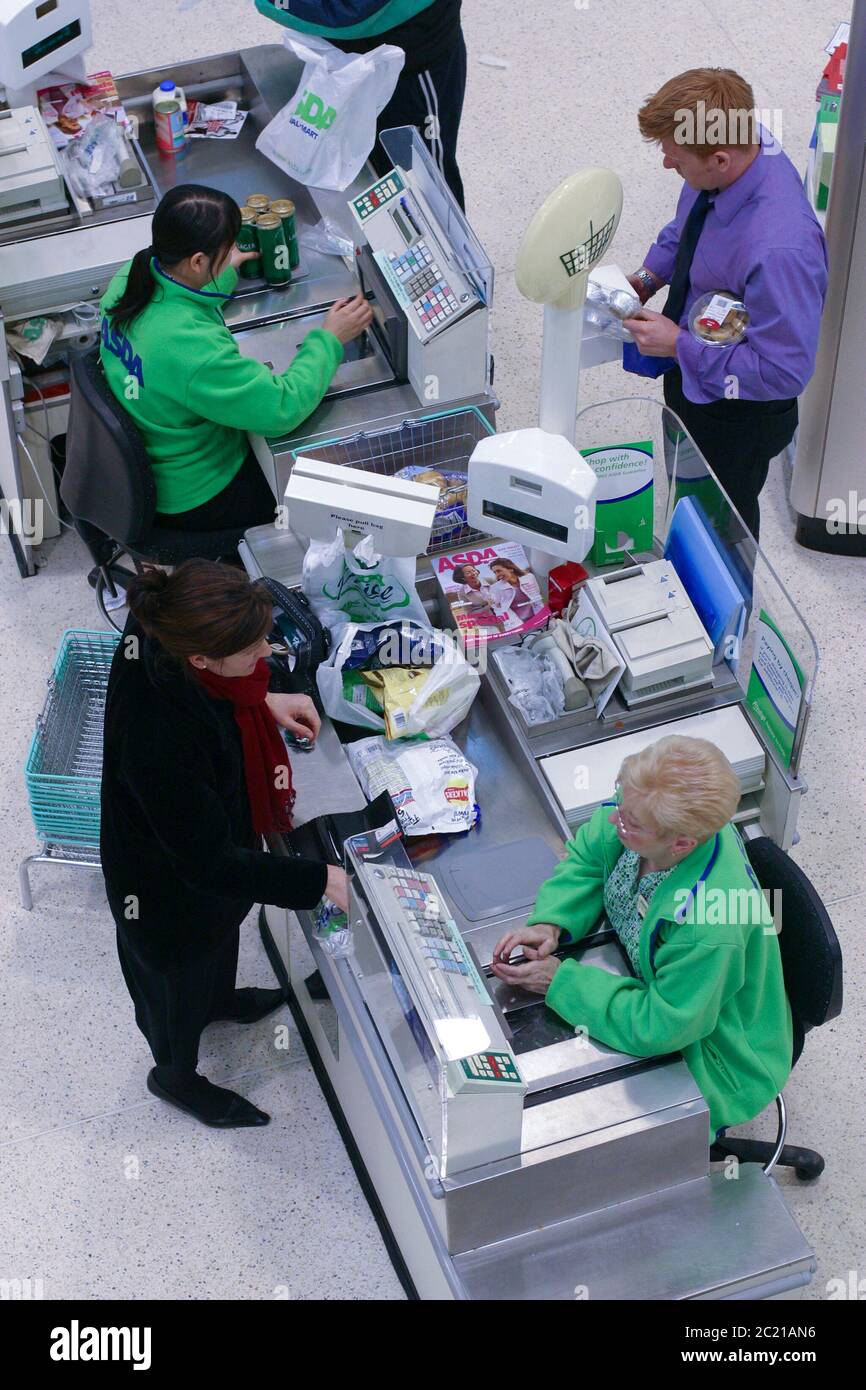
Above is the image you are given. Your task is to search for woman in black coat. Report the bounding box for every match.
[100,560,347,1129]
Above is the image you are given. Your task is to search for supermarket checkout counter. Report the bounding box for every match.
[0,43,495,575]
[239,416,819,1299]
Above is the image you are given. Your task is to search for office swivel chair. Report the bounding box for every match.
[61,348,250,632]
[710,836,843,1180]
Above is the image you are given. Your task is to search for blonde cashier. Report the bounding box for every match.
[491,736,793,1138]
[100,183,372,533]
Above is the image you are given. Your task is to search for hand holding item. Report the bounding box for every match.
[622,307,681,357]
[490,950,561,995]
[229,246,261,271]
[323,293,373,344]
[492,921,560,966]
[325,865,349,914]
[265,692,321,742]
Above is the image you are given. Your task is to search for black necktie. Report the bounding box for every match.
[663,189,713,325]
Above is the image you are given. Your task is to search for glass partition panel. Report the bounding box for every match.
[575,395,818,776]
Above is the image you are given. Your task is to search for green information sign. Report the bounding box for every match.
[746,610,805,766]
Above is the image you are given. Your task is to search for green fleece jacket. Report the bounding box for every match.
[530,805,793,1135]
[100,259,343,514]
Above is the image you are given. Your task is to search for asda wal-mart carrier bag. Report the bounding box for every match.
[256,34,404,191]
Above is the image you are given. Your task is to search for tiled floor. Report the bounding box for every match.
[1,1,862,1300]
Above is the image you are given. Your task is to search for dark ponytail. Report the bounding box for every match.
[127,561,273,672]
[107,184,242,331]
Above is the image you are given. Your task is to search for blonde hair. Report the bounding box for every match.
[638,68,759,158]
[618,735,740,842]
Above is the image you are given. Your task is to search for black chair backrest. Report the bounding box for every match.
[745,836,843,1030]
[61,346,157,546]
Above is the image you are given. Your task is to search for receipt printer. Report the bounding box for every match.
[584,559,714,704]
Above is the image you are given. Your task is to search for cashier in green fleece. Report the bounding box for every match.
[491,736,793,1137]
[100,183,371,533]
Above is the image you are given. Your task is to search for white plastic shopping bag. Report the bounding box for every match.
[256,34,404,191]
[303,530,429,628]
[316,621,480,739]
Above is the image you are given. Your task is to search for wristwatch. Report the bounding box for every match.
[634,267,659,293]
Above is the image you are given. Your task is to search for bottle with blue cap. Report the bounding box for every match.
[152,78,188,155]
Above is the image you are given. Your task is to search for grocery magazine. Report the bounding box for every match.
[432,540,550,645]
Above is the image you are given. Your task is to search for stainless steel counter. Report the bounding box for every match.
[244,524,815,1299]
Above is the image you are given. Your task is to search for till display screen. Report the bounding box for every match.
[22,18,82,69]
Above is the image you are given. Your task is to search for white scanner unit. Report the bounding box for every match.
[584,559,714,705]
[467,427,597,562]
[284,457,439,558]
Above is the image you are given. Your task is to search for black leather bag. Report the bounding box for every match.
[259,575,331,677]
[281,790,399,865]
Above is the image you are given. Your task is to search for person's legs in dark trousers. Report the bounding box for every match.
[664,368,797,542]
[155,449,276,534]
[369,29,468,209]
[115,922,269,1127]
[207,926,285,1024]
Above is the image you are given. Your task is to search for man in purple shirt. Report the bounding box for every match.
[622,68,828,538]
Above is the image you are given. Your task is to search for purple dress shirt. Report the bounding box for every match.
[643,127,828,404]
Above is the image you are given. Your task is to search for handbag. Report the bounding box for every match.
[281,790,399,865]
[259,575,331,678]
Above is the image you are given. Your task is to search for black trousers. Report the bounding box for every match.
[155,450,275,534]
[663,367,798,541]
[369,29,467,209]
[115,922,240,1072]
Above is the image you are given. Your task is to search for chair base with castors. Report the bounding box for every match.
[711,1095,826,1181]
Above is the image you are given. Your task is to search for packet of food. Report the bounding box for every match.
[689,291,749,345]
[361,667,432,739]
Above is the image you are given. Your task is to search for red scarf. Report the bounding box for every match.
[195,658,295,836]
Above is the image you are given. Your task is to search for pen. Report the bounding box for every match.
[400,195,422,238]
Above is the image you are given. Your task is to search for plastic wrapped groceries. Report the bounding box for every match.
[346,735,479,836]
[317,622,479,736]
[313,897,353,957]
[394,464,469,546]
[586,264,641,341]
[495,645,566,726]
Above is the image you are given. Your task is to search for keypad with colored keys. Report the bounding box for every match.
[385,867,470,978]
[387,239,461,333]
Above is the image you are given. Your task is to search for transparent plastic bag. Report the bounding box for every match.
[299,216,355,259]
[313,897,353,957]
[496,645,565,726]
[317,621,480,737]
[61,114,127,198]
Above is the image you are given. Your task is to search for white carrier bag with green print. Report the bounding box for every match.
[256,34,405,191]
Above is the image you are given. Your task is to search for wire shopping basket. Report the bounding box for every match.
[290,404,495,553]
[20,628,120,909]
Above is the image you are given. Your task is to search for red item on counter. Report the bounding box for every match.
[548,561,589,614]
[818,43,846,97]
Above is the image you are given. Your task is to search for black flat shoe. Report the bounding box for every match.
[211,987,285,1024]
[304,969,330,1001]
[146,1069,270,1128]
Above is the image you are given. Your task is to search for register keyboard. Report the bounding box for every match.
[363,863,493,1061]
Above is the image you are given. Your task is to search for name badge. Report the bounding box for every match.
[637,894,650,919]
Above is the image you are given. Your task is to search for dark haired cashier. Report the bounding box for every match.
[99,182,372,532]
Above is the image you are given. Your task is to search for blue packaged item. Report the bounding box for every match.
[341,621,444,671]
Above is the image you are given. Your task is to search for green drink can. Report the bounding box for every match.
[237,208,263,279]
[255,212,292,287]
[270,199,300,271]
